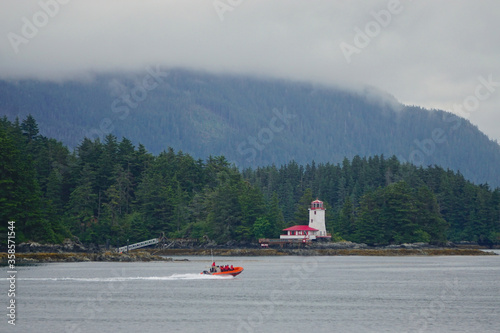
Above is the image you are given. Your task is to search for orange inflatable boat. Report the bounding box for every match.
[201,263,244,277]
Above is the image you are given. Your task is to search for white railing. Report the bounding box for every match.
[117,238,159,253]
[279,235,316,240]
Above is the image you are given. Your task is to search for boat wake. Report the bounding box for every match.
[14,274,233,282]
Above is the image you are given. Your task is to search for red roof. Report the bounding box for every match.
[283,225,318,231]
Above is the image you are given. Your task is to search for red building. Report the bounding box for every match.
[280,225,319,240]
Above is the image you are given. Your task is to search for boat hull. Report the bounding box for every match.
[201,267,244,277]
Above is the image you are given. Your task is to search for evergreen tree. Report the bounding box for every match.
[337,196,356,239]
[238,182,265,241]
[267,192,286,237]
[381,181,417,244]
[67,164,98,239]
[414,186,448,244]
[205,169,243,243]
[293,188,313,225]
[252,217,273,239]
[355,191,384,245]
[20,114,39,144]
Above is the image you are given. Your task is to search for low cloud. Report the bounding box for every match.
[0,0,498,140]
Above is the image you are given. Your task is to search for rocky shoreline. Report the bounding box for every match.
[1,239,496,263]
[2,248,496,264]
[0,248,494,264]
[0,250,172,264]
[153,247,496,257]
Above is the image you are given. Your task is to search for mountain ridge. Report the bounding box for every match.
[1,69,499,187]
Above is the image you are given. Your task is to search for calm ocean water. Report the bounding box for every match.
[2,254,500,333]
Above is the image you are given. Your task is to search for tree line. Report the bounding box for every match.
[1,115,499,247]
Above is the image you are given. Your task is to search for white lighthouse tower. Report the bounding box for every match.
[275,199,332,243]
[308,199,330,239]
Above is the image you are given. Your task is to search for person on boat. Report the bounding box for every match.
[230,265,234,271]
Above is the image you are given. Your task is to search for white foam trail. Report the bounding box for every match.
[13,273,233,282]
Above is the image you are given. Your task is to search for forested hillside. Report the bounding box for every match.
[1,116,499,247]
[1,69,499,187]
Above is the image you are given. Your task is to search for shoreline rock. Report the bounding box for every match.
[151,247,496,257]
[9,239,499,253]
[0,250,172,264]
[2,240,497,263]
[0,247,495,264]
[16,238,94,253]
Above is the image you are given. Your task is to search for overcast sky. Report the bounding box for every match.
[1,0,499,141]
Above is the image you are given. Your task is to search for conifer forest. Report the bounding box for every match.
[1,115,499,247]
